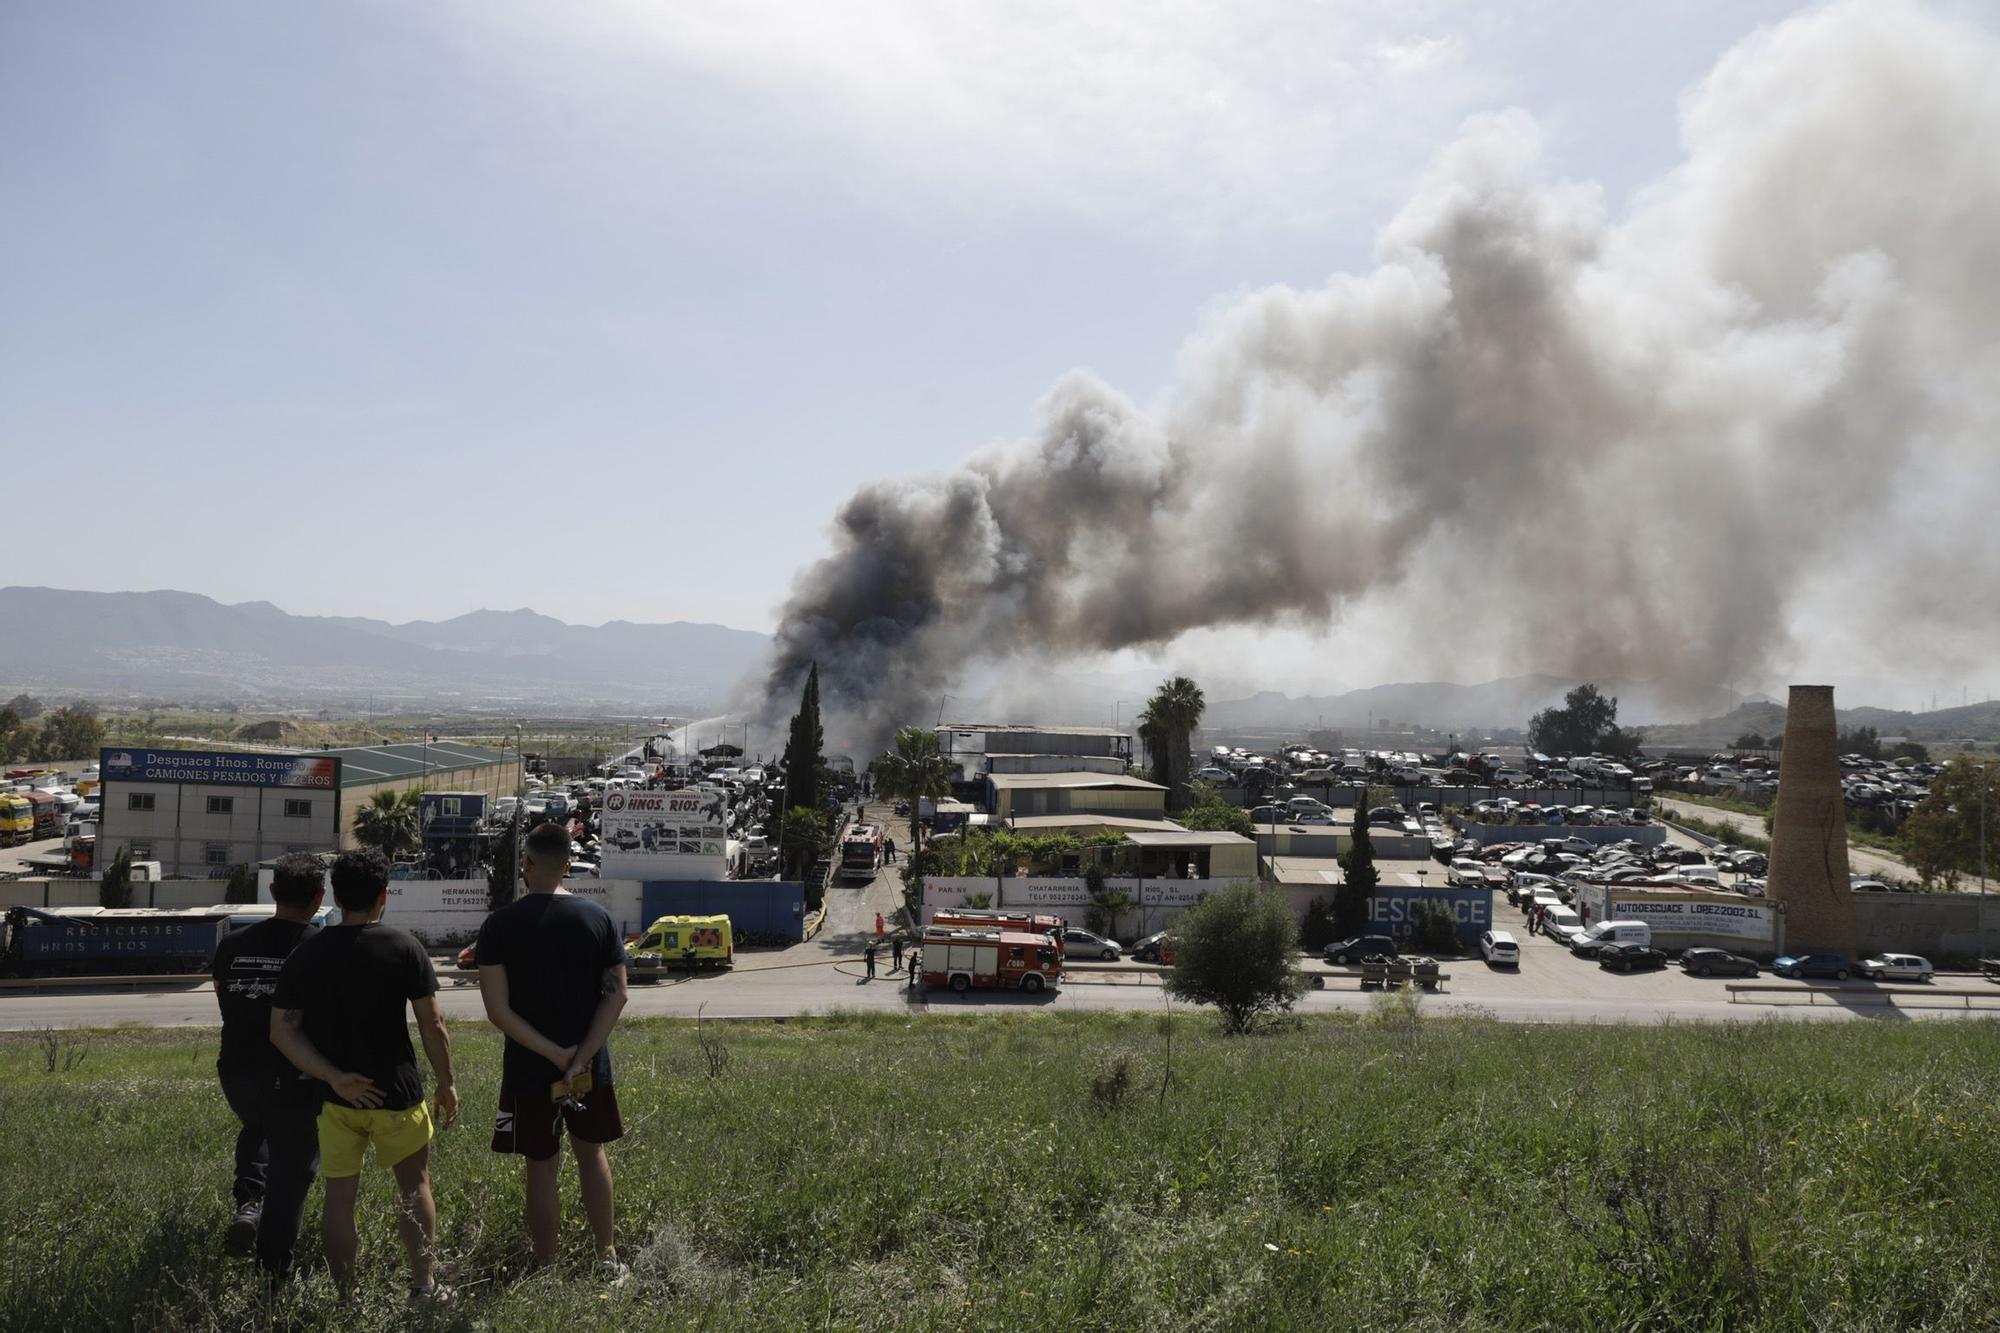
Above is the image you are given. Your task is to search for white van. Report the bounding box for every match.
[1569,919,1651,956]
[1543,906,1584,944]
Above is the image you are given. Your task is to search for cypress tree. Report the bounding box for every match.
[780,663,825,823]
[1334,804,1379,937]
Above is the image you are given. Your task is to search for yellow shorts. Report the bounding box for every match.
[317,1101,434,1178]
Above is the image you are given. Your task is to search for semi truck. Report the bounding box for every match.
[1,906,236,977]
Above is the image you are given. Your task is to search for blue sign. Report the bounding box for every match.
[100,748,341,790]
[1368,884,1492,947]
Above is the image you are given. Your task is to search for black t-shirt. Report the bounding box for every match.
[475,892,627,1096]
[272,922,438,1111]
[213,917,320,1096]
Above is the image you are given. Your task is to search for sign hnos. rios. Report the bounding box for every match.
[599,787,729,881]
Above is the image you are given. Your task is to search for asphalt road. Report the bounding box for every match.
[1658,796,1917,882]
[8,876,1995,1031]
[5,797,1989,1031]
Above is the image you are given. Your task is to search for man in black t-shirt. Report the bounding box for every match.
[211,853,325,1275]
[271,850,459,1304]
[477,821,629,1280]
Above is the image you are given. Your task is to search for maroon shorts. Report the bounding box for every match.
[491,1085,624,1161]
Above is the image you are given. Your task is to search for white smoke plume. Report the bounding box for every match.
[764,0,2000,750]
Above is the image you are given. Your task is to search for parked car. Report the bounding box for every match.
[1857,953,1934,983]
[1129,932,1171,963]
[1062,927,1122,961]
[1324,934,1397,965]
[1479,930,1519,966]
[1598,941,1669,972]
[1849,876,1894,893]
[1773,953,1852,980]
[1680,948,1760,978]
[1567,921,1652,958]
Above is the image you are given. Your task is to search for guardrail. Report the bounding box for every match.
[1726,983,2000,1010]
[0,972,212,993]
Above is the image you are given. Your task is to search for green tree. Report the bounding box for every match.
[1529,684,1643,760]
[0,706,23,764]
[1177,779,1253,838]
[1163,881,1308,1034]
[6,694,44,720]
[1901,756,2000,889]
[1408,901,1461,954]
[223,863,258,905]
[31,706,105,762]
[487,802,524,911]
[1838,726,1882,760]
[352,788,422,859]
[1730,732,1768,750]
[1138,675,1206,813]
[1334,806,1378,937]
[779,664,826,827]
[1887,740,1931,763]
[1299,896,1337,951]
[780,805,830,896]
[99,846,133,910]
[872,725,956,861]
[1082,860,1134,938]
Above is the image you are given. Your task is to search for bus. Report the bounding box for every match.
[839,822,884,882]
[918,927,1061,994]
[929,909,1066,956]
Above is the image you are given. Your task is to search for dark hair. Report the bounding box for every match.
[328,849,391,914]
[269,853,325,908]
[524,821,571,862]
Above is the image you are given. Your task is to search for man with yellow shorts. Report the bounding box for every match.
[272,849,458,1304]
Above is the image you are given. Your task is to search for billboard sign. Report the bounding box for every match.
[1591,890,1775,946]
[600,787,728,879]
[1367,884,1492,947]
[100,748,340,790]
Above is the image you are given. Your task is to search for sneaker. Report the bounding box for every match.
[408,1280,457,1307]
[601,1258,632,1289]
[224,1203,261,1256]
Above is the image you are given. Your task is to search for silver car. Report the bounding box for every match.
[1062,928,1122,961]
[1857,953,1933,983]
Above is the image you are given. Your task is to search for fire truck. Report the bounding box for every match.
[919,926,1062,994]
[838,822,885,882]
[928,909,1066,957]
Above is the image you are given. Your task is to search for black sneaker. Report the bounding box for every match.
[224,1203,261,1256]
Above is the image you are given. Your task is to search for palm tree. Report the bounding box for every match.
[872,726,957,860]
[1138,675,1206,812]
[352,788,422,859]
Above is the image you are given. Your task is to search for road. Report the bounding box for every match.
[7,860,1994,1030]
[1658,796,1917,882]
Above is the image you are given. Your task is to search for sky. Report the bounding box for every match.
[3,1,1992,712]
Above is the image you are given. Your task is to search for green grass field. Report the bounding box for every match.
[3,1011,1998,1331]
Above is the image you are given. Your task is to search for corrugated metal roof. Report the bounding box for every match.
[986,772,1164,790]
[330,742,515,788]
[1006,814,1176,833]
[1265,855,1346,886]
[1125,828,1255,847]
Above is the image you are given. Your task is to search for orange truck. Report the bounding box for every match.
[919,926,1062,995]
[929,909,1067,956]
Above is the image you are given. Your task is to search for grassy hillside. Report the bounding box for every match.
[2,1013,1996,1330]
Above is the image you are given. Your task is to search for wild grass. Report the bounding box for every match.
[2,1013,1998,1330]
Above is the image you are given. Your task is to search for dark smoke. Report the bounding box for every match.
[764,1,2000,754]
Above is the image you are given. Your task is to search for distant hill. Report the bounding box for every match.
[1201,676,1766,733]
[1641,699,2000,749]
[0,586,770,710]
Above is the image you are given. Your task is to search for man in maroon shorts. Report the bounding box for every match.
[476,821,630,1281]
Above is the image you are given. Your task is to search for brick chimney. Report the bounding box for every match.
[1766,684,1857,956]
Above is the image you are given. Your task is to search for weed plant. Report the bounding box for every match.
[2,1013,1997,1330]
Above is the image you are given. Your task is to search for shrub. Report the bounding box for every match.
[1407,901,1461,954]
[1163,881,1308,1034]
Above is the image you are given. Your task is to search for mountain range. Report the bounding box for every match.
[0,586,770,710]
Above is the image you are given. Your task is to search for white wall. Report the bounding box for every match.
[923,875,1218,938]
[250,875,650,945]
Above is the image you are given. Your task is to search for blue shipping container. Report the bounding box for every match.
[641,882,805,942]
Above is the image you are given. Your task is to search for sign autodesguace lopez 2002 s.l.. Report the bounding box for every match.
[99,748,341,790]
